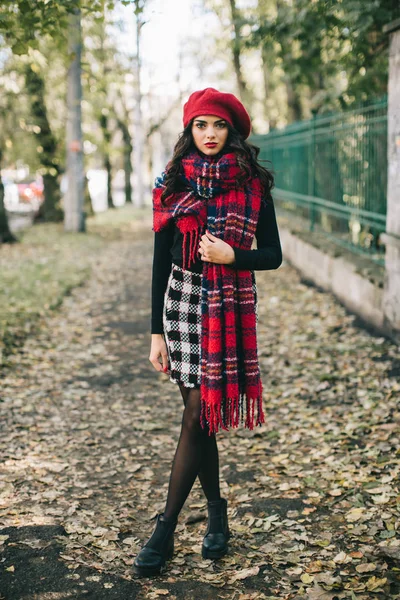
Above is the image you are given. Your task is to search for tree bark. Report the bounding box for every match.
[24,64,63,222]
[132,0,144,207]
[285,78,302,122]
[229,0,247,99]
[84,174,94,217]
[64,8,85,232]
[99,113,113,209]
[117,117,133,204]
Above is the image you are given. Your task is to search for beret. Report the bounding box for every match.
[183,87,251,139]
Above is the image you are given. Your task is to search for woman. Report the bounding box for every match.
[133,88,282,577]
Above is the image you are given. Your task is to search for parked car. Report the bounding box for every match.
[17,178,44,212]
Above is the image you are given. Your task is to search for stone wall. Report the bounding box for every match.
[382,18,400,343]
[279,226,386,335]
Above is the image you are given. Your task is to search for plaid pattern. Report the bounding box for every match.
[163,264,202,388]
[163,265,259,390]
[153,151,264,434]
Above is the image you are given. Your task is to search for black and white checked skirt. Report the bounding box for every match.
[163,263,202,388]
[162,262,259,390]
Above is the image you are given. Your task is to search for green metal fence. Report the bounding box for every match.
[251,95,388,264]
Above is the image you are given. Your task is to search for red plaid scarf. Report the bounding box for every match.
[153,150,264,434]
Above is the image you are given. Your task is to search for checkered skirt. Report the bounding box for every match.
[163,263,259,390]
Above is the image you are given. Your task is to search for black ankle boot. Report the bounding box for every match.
[202,497,230,559]
[133,514,177,577]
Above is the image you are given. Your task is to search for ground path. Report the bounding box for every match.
[1,222,399,600]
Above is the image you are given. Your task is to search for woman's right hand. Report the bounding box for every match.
[149,334,169,373]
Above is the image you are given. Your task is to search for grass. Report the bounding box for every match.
[0,203,151,366]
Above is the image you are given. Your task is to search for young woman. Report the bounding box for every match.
[133,88,282,577]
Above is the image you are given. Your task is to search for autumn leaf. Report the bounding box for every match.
[355,562,376,573]
[228,566,260,583]
[366,576,388,591]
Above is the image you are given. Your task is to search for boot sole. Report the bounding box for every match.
[133,545,174,578]
[201,545,228,560]
[133,563,167,578]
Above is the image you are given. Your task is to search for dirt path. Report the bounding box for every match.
[1,227,399,600]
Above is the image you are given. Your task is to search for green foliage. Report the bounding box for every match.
[0,0,122,55]
[0,39,68,177]
[0,0,132,201]
[0,1,80,54]
[338,0,397,100]
[210,0,399,123]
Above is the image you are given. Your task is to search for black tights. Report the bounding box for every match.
[163,385,221,520]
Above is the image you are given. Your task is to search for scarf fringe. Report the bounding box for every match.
[182,228,201,270]
[177,214,203,270]
[200,390,265,435]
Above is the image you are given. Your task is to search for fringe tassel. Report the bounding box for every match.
[182,228,200,271]
[200,391,264,435]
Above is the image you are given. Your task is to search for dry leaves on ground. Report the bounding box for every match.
[0,219,399,599]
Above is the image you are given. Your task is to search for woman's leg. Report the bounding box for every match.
[178,384,221,503]
[163,386,220,520]
[198,432,221,501]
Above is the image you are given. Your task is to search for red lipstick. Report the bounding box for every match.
[205,143,217,148]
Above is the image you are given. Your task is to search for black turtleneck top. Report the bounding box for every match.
[151,193,282,334]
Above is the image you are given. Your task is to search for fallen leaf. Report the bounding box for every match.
[366,576,387,591]
[307,584,346,600]
[356,562,376,573]
[229,566,260,583]
[345,508,365,522]
[333,551,352,564]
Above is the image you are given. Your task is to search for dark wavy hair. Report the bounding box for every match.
[161,120,275,204]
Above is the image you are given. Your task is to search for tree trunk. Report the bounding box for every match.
[229,0,246,98]
[285,78,302,122]
[117,118,133,204]
[99,113,113,209]
[84,174,94,217]
[260,37,279,129]
[41,173,63,221]
[255,0,277,129]
[24,64,63,222]
[228,0,253,116]
[132,0,144,207]
[274,0,303,123]
[105,154,113,209]
[0,149,17,244]
[64,8,85,232]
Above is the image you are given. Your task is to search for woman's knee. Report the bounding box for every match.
[182,390,202,434]
[178,384,190,407]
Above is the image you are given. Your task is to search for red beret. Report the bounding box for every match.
[183,87,251,139]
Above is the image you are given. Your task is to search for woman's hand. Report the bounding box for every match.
[149,334,169,373]
[198,230,235,265]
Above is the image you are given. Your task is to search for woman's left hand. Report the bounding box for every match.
[199,230,235,265]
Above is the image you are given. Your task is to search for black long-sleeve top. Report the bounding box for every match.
[151,196,282,334]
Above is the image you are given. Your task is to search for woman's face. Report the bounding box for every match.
[191,115,229,156]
